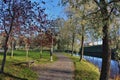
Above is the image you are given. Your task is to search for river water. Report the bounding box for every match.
[74,54,119,78]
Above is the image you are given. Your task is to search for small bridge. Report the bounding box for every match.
[84,45,116,59]
[65,45,116,60]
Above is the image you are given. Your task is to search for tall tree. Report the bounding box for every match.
[8,36,15,57]
[35,29,56,60]
[47,18,66,51]
[0,0,35,73]
[65,3,88,59]
[61,0,120,79]
[93,1,120,79]
[24,37,30,59]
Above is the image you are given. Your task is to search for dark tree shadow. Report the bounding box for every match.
[1,72,28,80]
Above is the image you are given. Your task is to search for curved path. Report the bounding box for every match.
[33,53,74,80]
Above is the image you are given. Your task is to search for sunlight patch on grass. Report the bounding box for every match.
[64,53,100,80]
[0,50,57,80]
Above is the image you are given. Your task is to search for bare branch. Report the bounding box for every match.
[3,14,8,35]
[3,0,6,3]
[94,0,100,7]
[8,0,14,18]
[102,7,114,20]
[3,21,8,35]
[86,9,101,17]
[108,7,114,19]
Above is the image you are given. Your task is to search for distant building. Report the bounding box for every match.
[85,41,102,46]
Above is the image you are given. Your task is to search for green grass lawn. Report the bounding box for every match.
[0,50,57,80]
[65,53,100,80]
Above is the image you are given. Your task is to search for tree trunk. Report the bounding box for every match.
[67,44,69,51]
[0,36,9,73]
[0,3,14,72]
[71,32,75,56]
[50,48,53,61]
[40,35,43,59]
[79,25,84,61]
[26,49,29,60]
[26,49,28,57]
[100,24,111,80]
[57,39,61,50]
[40,46,43,59]
[25,44,29,60]
[117,61,120,74]
[100,1,111,79]
[11,41,14,57]
[50,36,53,61]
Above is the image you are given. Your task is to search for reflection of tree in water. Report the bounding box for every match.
[83,55,119,78]
[114,50,120,75]
[117,61,120,74]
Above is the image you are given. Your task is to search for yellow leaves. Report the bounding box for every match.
[81,20,87,25]
[84,1,97,11]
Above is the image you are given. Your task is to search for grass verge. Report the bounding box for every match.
[65,53,100,80]
[0,50,57,80]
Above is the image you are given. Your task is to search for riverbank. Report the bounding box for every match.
[64,53,100,80]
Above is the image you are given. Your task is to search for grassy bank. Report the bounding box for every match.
[0,50,57,80]
[65,53,100,80]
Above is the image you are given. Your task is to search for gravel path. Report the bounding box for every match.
[33,53,74,80]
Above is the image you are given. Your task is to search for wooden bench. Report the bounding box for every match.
[14,60,34,67]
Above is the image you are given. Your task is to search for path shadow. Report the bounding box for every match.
[38,64,74,80]
[1,72,28,80]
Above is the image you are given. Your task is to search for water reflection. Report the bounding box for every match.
[74,54,119,78]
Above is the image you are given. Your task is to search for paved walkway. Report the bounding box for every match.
[33,53,74,80]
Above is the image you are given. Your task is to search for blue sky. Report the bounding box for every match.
[33,0,67,20]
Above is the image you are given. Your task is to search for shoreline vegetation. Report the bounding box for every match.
[64,53,100,80]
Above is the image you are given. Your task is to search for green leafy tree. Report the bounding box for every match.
[61,0,120,79]
[65,3,89,60]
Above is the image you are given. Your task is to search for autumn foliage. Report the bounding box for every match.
[34,29,56,48]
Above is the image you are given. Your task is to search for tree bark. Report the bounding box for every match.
[117,61,120,74]
[26,49,28,58]
[71,32,75,56]
[25,43,29,60]
[79,25,84,61]
[0,11,14,73]
[50,48,53,61]
[40,46,43,59]
[100,0,111,79]
[40,35,43,59]
[57,39,61,50]
[100,24,111,80]
[50,35,53,61]
[0,36,9,73]
[11,41,14,57]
